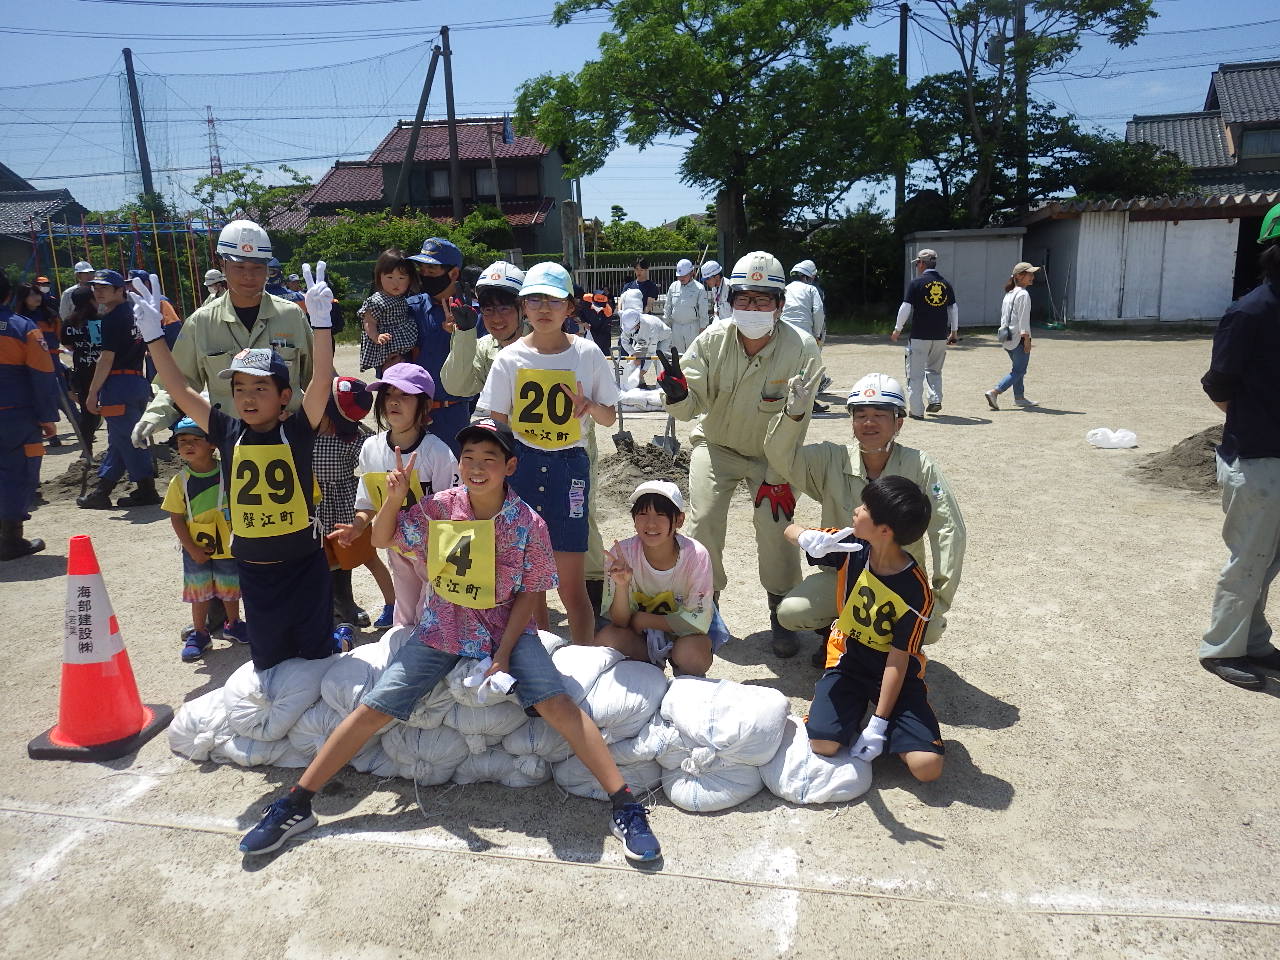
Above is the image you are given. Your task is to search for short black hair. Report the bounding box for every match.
[633,257,649,270]
[1262,242,1280,285]
[630,491,682,522]
[477,286,518,308]
[0,272,9,302]
[861,476,930,546]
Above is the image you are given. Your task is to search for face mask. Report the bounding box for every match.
[732,308,775,339]
[420,273,452,298]
[37,285,50,294]
[591,304,603,314]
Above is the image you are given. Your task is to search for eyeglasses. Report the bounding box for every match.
[480,303,518,318]
[522,295,569,310]
[730,294,776,310]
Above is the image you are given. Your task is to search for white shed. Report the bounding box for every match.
[903,227,1026,328]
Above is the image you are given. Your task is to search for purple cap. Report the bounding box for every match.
[367,362,436,398]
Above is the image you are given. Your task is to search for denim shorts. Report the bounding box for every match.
[361,630,567,719]
[510,441,590,553]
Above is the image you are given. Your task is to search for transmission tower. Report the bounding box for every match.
[206,106,223,178]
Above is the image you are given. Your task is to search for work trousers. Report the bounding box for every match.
[0,411,42,521]
[904,338,948,416]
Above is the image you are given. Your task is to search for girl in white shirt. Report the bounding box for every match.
[985,262,1040,410]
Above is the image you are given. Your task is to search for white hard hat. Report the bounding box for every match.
[847,373,906,412]
[216,219,273,262]
[203,268,226,285]
[73,260,94,273]
[791,259,817,278]
[727,250,786,295]
[476,260,525,294]
[699,260,722,280]
[675,258,695,278]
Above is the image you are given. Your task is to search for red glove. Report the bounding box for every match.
[754,482,796,522]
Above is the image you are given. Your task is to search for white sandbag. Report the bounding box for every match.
[501,718,573,764]
[223,656,333,742]
[659,677,788,767]
[287,701,343,757]
[443,700,527,754]
[350,739,398,778]
[402,678,454,730]
[381,724,469,786]
[619,387,664,411]
[608,718,682,765]
[538,629,569,657]
[551,645,623,705]
[382,624,412,655]
[582,660,669,743]
[209,733,299,768]
[447,657,519,708]
[761,716,872,805]
[552,755,662,801]
[320,641,393,715]
[661,761,763,812]
[454,748,551,789]
[167,689,232,762]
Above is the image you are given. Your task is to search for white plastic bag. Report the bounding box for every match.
[1086,427,1137,449]
[552,755,662,801]
[538,629,569,657]
[447,657,518,708]
[659,677,789,767]
[761,716,872,805]
[223,656,333,742]
[581,660,669,743]
[454,748,551,789]
[209,733,301,768]
[381,724,469,785]
[350,739,399,778]
[167,689,232,762]
[608,718,682,765]
[661,761,763,812]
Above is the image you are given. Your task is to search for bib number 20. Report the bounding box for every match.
[235,458,296,505]
[517,379,573,426]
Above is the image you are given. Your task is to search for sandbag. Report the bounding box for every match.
[167,689,232,762]
[287,701,343,757]
[210,733,305,768]
[443,700,527,754]
[538,629,569,657]
[661,761,763,812]
[403,676,455,730]
[350,739,398,778]
[608,718,682,766]
[582,660,668,743]
[447,657,518,709]
[660,677,788,767]
[320,641,394,716]
[454,748,551,789]
[761,716,872,805]
[223,656,333,742]
[552,755,662,801]
[381,724,469,786]
[501,718,573,764]
[551,645,623,704]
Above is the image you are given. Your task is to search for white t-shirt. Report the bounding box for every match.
[478,335,620,451]
[601,533,714,636]
[354,429,459,514]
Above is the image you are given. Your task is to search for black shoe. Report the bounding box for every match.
[1246,647,1280,671]
[76,488,115,510]
[908,414,925,421]
[926,402,942,413]
[810,629,829,668]
[117,480,161,507]
[0,521,44,561]
[1200,657,1265,689]
[767,593,799,659]
[812,400,829,414]
[46,436,63,448]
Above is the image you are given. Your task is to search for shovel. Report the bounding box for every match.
[652,414,679,455]
[612,349,633,448]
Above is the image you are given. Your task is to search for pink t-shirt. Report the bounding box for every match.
[395,486,558,657]
[602,533,714,636]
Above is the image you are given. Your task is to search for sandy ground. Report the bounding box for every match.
[2,334,1278,959]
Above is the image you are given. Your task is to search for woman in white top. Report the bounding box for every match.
[984,262,1039,410]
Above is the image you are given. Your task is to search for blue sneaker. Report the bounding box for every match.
[181,630,211,663]
[610,802,661,862]
[239,797,317,855]
[332,623,355,654]
[373,603,394,628]
[222,619,251,645]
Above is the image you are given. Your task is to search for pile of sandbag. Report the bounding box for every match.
[168,629,873,810]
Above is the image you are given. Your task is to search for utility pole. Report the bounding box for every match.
[441,26,464,223]
[1014,0,1029,218]
[122,48,155,201]
[485,123,503,213]
[894,3,909,222]
[391,44,442,215]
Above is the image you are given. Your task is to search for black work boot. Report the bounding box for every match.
[586,578,604,617]
[117,477,161,507]
[76,480,116,510]
[810,629,830,668]
[767,592,800,658]
[0,520,45,561]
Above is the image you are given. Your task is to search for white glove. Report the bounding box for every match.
[785,358,825,417]
[796,527,861,559]
[302,261,332,328]
[130,419,158,450]
[645,628,674,668]
[850,714,889,763]
[127,273,165,344]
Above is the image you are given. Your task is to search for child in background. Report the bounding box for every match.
[162,417,246,662]
[315,375,396,630]
[477,262,619,646]
[358,249,419,375]
[331,362,458,628]
[588,480,728,677]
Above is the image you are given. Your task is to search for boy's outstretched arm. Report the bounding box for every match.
[300,262,335,430]
[131,276,212,432]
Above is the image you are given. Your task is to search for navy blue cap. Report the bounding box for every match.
[408,237,463,268]
[88,269,126,288]
[456,417,515,455]
[216,347,290,385]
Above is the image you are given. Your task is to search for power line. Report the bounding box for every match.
[78,0,435,7]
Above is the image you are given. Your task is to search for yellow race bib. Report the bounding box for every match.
[512,368,581,449]
[230,439,310,538]
[426,519,497,610]
[631,588,677,616]
[361,470,425,512]
[189,508,233,560]
[834,568,901,654]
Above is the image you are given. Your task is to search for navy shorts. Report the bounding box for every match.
[236,548,334,671]
[362,630,566,719]
[510,441,590,553]
[807,668,944,756]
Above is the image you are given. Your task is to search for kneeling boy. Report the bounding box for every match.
[785,476,944,782]
[239,418,662,861]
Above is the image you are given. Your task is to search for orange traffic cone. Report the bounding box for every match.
[28,535,172,762]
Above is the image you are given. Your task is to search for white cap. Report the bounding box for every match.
[630,479,687,513]
[700,260,722,279]
[675,258,695,278]
[791,259,817,278]
[476,260,526,293]
[728,250,787,293]
[617,288,643,313]
[73,261,94,273]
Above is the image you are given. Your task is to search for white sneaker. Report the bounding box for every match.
[1014,397,1038,407]
[983,390,999,411]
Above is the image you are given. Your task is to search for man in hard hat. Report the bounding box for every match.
[58,260,96,321]
[765,371,966,663]
[781,259,828,413]
[203,269,227,305]
[405,237,473,455]
[892,248,958,419]
[664,258,706,353]
[700,260,731,321]
[1198,202,1280,690]
[265,258,303,305]
[131,219,314,449]
[655,250,821,657]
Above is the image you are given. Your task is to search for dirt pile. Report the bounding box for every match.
[597,432,691,509]
[1135,424,1222,494]
[42,444,182,503]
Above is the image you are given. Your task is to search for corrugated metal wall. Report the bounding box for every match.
[903,231,1025,327]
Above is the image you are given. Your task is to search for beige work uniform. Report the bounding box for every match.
[142,293,313,429]
[444,325,604,580]
[666,319,820,594]
[764,412,966,643]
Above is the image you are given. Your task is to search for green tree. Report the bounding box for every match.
[295,209,499,267]
[912,0,1156,224]
[515,0,909,258]
[190,164,313,224]
[609,204,628,225]
[1061,134,1190,201]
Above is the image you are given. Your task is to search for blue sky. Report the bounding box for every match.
[4,0,1277,226]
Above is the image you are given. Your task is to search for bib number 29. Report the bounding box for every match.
[235,458,296,505]
[517,379,573,425]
